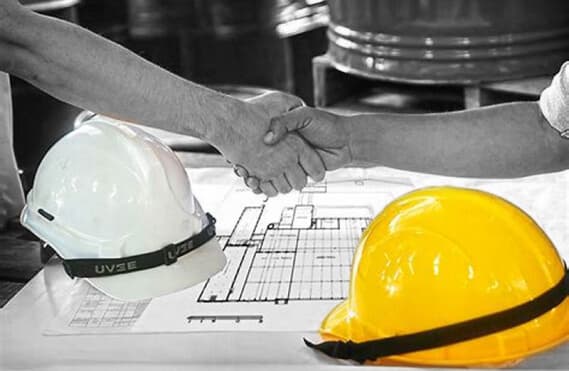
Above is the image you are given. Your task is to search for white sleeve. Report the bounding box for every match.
[539,62,569,139]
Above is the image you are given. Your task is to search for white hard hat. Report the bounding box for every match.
[21,117,226,301]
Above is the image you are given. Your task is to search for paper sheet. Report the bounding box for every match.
[45,166,569,335]
[45,283,151,335]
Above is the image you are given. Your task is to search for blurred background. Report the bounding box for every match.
[12,0,569,192]
[3,0,569,306]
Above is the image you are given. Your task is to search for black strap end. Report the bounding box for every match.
[304,338,365,363]
[303,338,316,348]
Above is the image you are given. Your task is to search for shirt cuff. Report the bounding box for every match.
[539,62,569,139]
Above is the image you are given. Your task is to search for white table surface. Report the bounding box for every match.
[0,259,349,371]
[3,246,569,370]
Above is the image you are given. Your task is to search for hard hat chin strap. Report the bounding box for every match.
[61,213,217,278]
[305,265,569,364]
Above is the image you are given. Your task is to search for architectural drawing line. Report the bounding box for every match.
[198,191,371,304]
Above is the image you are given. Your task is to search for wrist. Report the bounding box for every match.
[344,113,390,167]
[194,93,248,148]
[342,116,359,166]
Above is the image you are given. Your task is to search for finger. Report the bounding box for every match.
[259,181,278,198]
[245,176,260,190]
[234,165,249,178]
[272,174,293,194]
[285,164,308,191]
[298,144,326,183]
[246,176,263,194]
[265,107,310,145]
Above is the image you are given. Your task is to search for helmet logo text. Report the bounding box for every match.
[95,261,137,275]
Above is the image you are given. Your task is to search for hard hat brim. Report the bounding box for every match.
[320,300,351,340]
[86,237,226,302]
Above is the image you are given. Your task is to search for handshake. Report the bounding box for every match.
[213,91,352,197]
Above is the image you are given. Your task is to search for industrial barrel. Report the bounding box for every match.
[126,0,191,74]
[327,0,569,84]
[127,0,189,38]
[181,0,329,101]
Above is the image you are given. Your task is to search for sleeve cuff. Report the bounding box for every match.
[539,62,569,138]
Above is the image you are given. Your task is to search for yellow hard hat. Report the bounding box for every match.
[306,187,569,367]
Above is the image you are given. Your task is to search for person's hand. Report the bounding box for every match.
[209,91,325,197]
[267,107,352,170]
[236,106,352,192]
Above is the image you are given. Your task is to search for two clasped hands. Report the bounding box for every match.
[218,85,569,197]
[220,91,350,197]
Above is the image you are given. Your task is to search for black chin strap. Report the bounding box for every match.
[305,266,569,364]
[62,213,217,278]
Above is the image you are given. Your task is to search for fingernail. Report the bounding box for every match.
[264,131,275,143]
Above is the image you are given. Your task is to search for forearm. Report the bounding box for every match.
[346,102,569,178]
[0,7,243,141]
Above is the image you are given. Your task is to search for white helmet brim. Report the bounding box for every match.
[87,237,225,301]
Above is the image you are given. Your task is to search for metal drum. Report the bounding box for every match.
[127,0,189,38]
[184,0,328,38]
[126,0,191,74]
[327,0,569,84]
[12,0,82,190]
[181,0,329,101]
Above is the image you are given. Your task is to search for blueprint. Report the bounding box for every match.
[45,166,569,335]
[199,201,371,303]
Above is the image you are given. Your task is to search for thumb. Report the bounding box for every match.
[264,109,307,145]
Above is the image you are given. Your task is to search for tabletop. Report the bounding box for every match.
[3,258,569,371]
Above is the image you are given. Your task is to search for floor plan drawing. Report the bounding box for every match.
[193,178,406,305]
[198,203,371,304]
